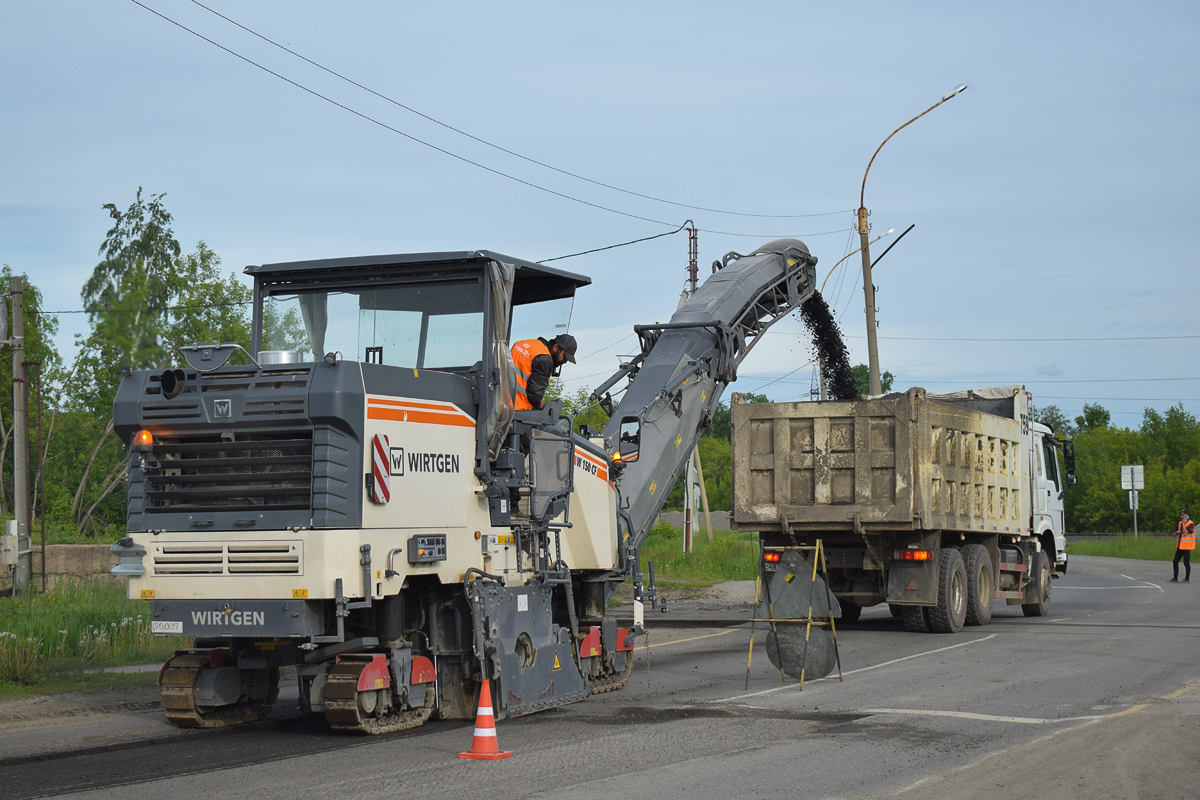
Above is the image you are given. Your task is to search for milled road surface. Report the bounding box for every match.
[1,555,1196,799]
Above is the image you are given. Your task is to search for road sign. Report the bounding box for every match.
[1121,464,1144,490]
[1129,490,1139,510]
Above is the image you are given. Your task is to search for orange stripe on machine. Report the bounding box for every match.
[574,450,610,483]
[367,397,475,428]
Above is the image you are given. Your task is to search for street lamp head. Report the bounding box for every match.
[941,84,968,102]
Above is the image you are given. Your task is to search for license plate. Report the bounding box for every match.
[151,620,183,634]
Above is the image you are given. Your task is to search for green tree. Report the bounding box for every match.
[59,190,253,534]
[1074,402,1111,434]
[1140,404,1200,472]
[81,187,182,371]
[851,364,894,395]
[1036,404,1074,437]
[551,383,610,435]
[705,392,768,441]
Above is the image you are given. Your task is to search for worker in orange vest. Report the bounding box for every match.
[1170,508,1195,583]
[511,334,577,411]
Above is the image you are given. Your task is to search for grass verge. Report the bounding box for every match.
[1,578,180,692]
[1066,536,1178,561]
[639,522,759,585]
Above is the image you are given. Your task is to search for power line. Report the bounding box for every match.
[761,328,1200,343]
[187,0,851,222]
[539,221,691,263]
[905,377,1200,384]
[129,1,849,241]
[1035,396,1200,402]
[845,334,1200,343]
[36,300,252,315]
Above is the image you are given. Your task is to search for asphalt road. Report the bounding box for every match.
[1,554,1196,799]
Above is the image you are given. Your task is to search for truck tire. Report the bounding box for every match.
[888,603,904,619]
[1022,550,1051,617]
[839,602,862,624]
[900,606,931,632]
[963,544,993,626]
[927,548,967,633]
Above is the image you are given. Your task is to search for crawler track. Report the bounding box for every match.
[323,660,435,735]
[159,653,278,729]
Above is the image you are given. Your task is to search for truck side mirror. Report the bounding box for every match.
[616,416,641,464]
[1061,439,1076,485]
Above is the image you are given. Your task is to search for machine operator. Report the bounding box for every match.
[511,334,577,410]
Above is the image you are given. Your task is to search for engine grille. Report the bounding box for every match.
[151,541,303,575]
[144,431,314,514]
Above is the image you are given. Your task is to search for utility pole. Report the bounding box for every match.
[11,277,30,591]
[686,225,698,294]
[857,84,967,395]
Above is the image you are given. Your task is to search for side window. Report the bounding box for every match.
[1042,441,1060,489]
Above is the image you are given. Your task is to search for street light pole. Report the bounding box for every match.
[858,84,967,395]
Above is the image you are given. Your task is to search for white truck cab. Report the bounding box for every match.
[1029,420,1075,574]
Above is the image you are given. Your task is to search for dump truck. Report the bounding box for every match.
[731,386,1076,633]
[110,238,823,731]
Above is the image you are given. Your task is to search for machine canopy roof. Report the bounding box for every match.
[246,249,590,306]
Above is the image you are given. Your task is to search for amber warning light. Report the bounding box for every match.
[763,552,782,563]
[134,429,154,452]
[894,549,933,562]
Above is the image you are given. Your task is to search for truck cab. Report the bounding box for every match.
[1030,421,1075,575]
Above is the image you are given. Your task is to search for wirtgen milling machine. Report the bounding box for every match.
[111,239,819,733]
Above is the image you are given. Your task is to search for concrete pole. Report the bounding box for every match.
[11,277,30,590]
[693,448,714,542]
[858,209,882,396]
[856,85,967,397]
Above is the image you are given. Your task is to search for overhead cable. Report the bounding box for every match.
[539,221,693,263]
[185,0,850,221]
[129,1,848,240]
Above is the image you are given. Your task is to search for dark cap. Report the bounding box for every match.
[1183,508,1190,516]
[554,334,577,363]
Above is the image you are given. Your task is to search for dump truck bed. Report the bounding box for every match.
[731,386,1033,536]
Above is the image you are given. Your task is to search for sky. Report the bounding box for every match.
[2,1,1198,429]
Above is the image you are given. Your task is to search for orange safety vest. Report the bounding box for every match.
[511,338,550,411]
[1178,519,1196,550]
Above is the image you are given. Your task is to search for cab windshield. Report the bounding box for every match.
[262,279,485,369]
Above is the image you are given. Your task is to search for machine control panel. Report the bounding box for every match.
[408,534,447,564]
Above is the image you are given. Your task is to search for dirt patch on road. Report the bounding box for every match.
[0,683,162,730]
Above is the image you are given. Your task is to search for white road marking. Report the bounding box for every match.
[857,708,1106,725]
[716,634,997,703]
[1054,585,1160,589]
[1121,574,1165,593]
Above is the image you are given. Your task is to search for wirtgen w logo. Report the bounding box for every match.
[212,398,232,419]
[387,447,461,476]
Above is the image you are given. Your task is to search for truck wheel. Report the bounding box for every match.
[1022,551,1051,617]
[900,606,931,632]
[927,548,967,633]
[839,602,862,624]
[963,544,993,626]
[888,604,904,619]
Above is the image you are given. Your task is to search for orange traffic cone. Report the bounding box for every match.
[458,678,512,760]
